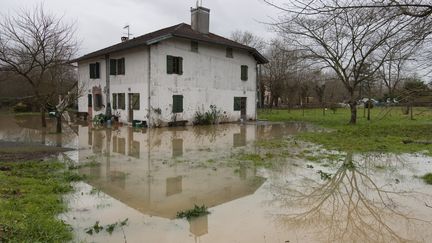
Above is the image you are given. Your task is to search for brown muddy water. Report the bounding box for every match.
[1,114,432,243]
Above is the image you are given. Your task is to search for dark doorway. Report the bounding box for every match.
[240,97,247,120]
[87,94,92,118]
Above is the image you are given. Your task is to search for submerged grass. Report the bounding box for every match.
[259,107,432,155]
[422,173,432,185]
[176,205,210,220]
[0,160,81,242]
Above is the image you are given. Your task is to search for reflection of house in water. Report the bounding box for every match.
[77,124,267,222]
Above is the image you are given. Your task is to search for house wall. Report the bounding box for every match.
[150,38,257,125]
[78,37,258,126]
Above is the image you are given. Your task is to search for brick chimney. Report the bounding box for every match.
[191,6,210,34]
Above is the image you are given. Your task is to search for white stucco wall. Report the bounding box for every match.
[149,38,257,125]
[78,37,258,126]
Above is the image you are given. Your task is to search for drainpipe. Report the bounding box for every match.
[255,63,259,120]
[147,45,152,128]
[105,54,112,118]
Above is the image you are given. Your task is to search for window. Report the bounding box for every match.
[241,65,248,81]
[110,59,117,75]
[112,94,118,109]
[191,41,198,53]
[117,58,125,75]
[234,97,241,111]
[94,94,103,110]
[87,94,92,107]
[110,58,125,75]
[89,62,100,79]
[167,55,183,75]
[226,47,233,58]
[172,95,183,113]
[131,93,140,110]
[117,93,125,110]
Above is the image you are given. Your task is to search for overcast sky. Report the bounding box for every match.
[0,0,283,56]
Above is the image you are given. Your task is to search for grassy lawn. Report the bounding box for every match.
[258,106,432,154]
[0,160,83,242]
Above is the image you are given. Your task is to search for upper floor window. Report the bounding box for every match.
[110,58,125,75]
[191,41,198,53]
[89,62,100,79]
[241,65,248,81]
[226,47,233,58]
[167,55,183,75]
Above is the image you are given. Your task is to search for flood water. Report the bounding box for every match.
[1,114,432,243]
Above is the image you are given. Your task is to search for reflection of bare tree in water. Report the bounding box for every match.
[270,153,432,243]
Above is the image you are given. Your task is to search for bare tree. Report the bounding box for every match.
[264,0,432,18]
[0,4,78,128]
[262,39,301,108]
[268,1,430,124]
[230,30,267,53]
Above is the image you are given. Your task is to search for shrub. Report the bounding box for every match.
[13,102,31,112]
[193,105,222,125]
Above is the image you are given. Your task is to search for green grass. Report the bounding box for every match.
[422,173,432,184]
[0,160,81,242]
[258,107,432,154]
[176,205,210,220]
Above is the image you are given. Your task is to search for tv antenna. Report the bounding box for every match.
[123,24,132,39]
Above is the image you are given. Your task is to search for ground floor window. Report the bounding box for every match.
[112,94,117,109]
[234,97,241,111]
[130,93,140,110]
[94,94,103,110]
[172,95,183,113]
[87,94,92,107]
[112,93,125,110]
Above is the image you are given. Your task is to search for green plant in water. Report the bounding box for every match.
[193,105,223,125]
[176,205,210,220]
[422,173,432,185]
[318,170,332,180]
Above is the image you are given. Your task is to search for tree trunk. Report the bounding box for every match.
[40,107,47,128]
[410,104,414,120]
[349,102,357,124]
[367,98,371,121]
[56,115,62,133]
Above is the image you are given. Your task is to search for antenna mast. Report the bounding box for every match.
[123,25,132,39]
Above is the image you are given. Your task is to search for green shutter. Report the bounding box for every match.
[89,64,94,78]
[117,58,125,75]
[112,93,117,109]
[110,59,117,75]
[234,97,241,111]
[173,95,183,113]
[178,57,183,75]
[241,65,248,81]
[167,55,174,74]
[95,62,100,78]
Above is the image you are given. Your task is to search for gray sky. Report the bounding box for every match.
[0,0,282,56]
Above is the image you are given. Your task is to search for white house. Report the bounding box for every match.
[74,5,267,127]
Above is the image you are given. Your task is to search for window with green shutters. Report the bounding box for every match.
[112,93,118,109]
[234,97,241,111]
[117,58,125,75]
[167,55,183,75]
[172,95,183,113]
[89,62,100,79]
[191,41,198,53]
[131,93,140,110]
[241,65,248,81]
[118,93,125,110]
[109,58,126,75]
[110,59,117,75]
